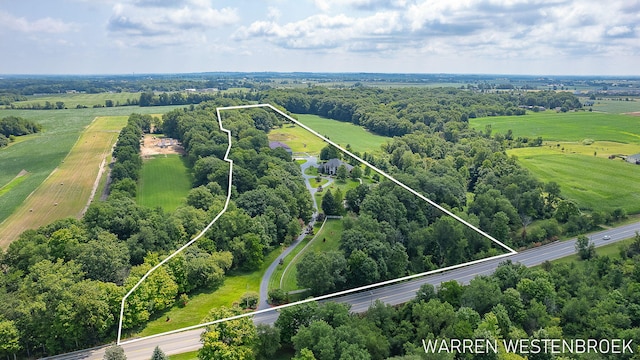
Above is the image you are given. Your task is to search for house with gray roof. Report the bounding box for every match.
[318,158,353,175]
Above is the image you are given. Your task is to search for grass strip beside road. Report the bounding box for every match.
[136,248,281,338]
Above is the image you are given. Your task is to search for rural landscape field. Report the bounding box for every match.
[470,111,640,214]
[2,1,640,358]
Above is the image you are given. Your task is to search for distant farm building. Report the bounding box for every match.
[269,141,293,154]
[318,158,353,175]
[626,153,640,165]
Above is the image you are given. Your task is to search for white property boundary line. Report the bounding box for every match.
[116,104,518,345]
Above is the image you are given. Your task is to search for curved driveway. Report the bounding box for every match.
[47,221,640,360]
[257,156,333,310]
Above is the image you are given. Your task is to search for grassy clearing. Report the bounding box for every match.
[508,148,640,213]
[280,219,344,292]
[268,124,326,155]
[469,111,640,143]
[0,106,182,226]
[136,248,280,337]
[268,114,389,156]
[295,114,389,153]
[0,116,129,247]
[542,238,633,267]
[13,92,142,109]
[137,155,192,212]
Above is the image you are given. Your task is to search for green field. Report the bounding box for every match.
[583,98,640,114]
[296,114,389,153]
[137,155,192,212]
[136,249,280,337]
[509,148,640,213]
[470,111,640,143]
[268,114,389,156]
[12,92,142,109]
[280,219,344,292]
[0,106,181,224]
[470,111,640,214]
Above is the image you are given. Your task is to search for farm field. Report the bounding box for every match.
[136,249,280,337]
[470,111,640,214]
[469,111,640,143]
[137,154,192,212]
[0,116,128,247]
[0,106,181,225]
[12,92,142,109]
[583,98,640,114]
[508,148,640,213]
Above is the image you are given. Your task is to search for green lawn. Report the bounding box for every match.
[137,155,192,212]
[280,219,344,292]
[469,111,640,143]
[136,249,280,337]
[295,114,389,153]
[314,178,362,209]
[169,351,198,360]
[543,238,634,267]
[0,106,181,223]
[508,149,640,213]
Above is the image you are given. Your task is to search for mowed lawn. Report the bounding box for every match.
[470,111,640,143]
[280,219,344,292]
[508,148,640,213]
[0,116,128,247]
[295,114,389,153]
[135,249,280,338]
[268,114,389,156]
[137,155,192,212]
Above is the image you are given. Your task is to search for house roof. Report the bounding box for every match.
[269,141,292,151]
[322,158,353,171]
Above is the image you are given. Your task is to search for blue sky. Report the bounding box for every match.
[1,0,638,75]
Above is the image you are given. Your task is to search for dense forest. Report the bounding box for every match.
[0,102,313,357]
[0,86,629,359]
[208,236,640,360]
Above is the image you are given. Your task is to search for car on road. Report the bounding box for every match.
[603,235,611,240]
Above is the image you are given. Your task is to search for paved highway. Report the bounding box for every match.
[43,221,639,360]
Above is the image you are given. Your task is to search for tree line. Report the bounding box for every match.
[200,233,640,359]
[0,116,42,147]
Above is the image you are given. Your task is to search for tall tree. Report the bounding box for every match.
[198,307,257,360]
[103,345,127,360]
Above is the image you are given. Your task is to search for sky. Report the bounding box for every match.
[0,0,639,75]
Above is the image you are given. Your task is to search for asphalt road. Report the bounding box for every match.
[43,221,640,360]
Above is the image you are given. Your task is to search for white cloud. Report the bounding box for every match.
[0,11,78,34]
[235,0,640,61]
[107,1,239,47]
